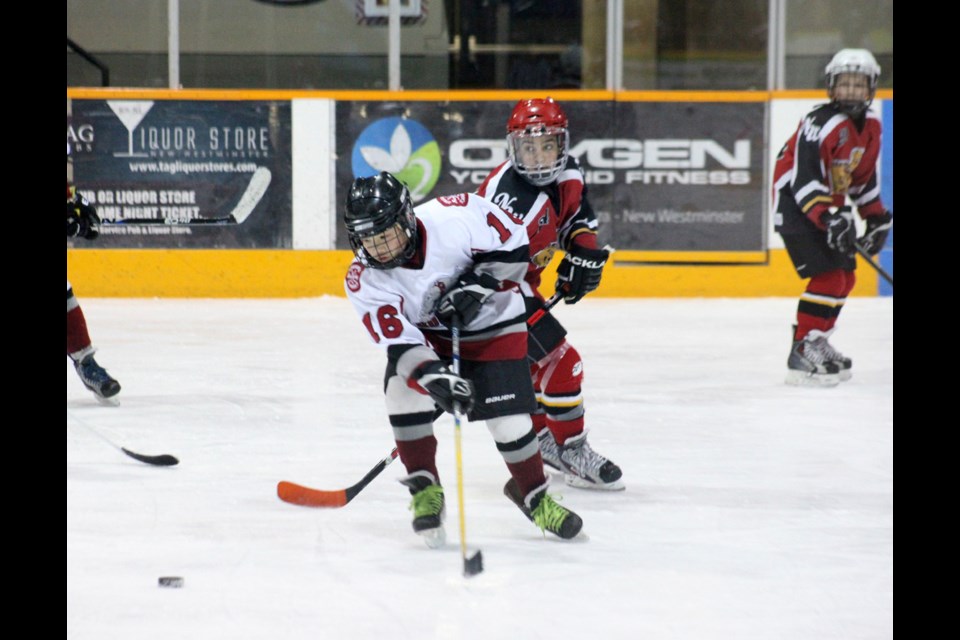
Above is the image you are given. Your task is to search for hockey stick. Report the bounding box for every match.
[277,448,399,507]
[855,242,894,287]
[103,167,272,226]
[451,317,484,577]
[274,292,567,512]
[526,292,563,327]
[68,412,179,466]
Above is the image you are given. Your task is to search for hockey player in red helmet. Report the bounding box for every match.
[772,49,892,386]
[478,98,623,491]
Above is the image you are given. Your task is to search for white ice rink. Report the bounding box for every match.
[67,296,893,640]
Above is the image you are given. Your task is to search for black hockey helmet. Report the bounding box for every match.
[344,171,418,269]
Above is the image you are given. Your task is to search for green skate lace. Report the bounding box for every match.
[530,494,569,533]
[410,484,444,518]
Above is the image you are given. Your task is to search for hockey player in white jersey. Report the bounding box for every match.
[343,171,584,545]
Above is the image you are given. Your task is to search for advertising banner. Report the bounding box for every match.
[68,100,292,248]
[335,100,766,254]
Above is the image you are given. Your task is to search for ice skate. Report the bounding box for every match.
[785,329,841,387]
[504,478,583,539]
[557,432,624,491]
[398,471,446,548]
[536,429,563,472]
[807,329,852,381]
[74,352,121,402]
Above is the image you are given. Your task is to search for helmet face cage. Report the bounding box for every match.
[506,98,570,187]
[344,173,418,269]
[507,127,570,187]
[825,49,880,117]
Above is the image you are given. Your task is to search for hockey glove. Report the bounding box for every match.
[413,360,475,415]
[859,210,892,256]
[555,244,610,304]
[822,206,856,255]
[436,271,500,326]
[66,194,101,240]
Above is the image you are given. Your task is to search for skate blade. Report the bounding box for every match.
[563,474,625,491]
[94,394,121,407]
[838,370,853,382]
[417,526,446,549]
[785,370,840,387]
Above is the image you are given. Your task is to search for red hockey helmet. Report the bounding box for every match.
[505,98,570,186]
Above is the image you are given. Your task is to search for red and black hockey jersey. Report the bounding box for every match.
[772,103,886,234]
[476,155,599,295]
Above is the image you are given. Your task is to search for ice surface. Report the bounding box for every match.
[67,296,893,640]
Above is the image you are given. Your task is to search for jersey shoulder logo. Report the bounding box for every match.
[438,193,469,207]
[345,262,364,292]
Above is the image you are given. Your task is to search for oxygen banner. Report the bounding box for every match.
[335,100,766,255]
[68,100,292,249]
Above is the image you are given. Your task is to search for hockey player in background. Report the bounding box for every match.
[476,97,623,490]
[772,48,892,387]
[343,171,584,546]
[67,182,121,402]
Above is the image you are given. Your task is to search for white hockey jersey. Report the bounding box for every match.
[344,192,531,362]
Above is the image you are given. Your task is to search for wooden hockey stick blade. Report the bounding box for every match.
[277,481,349,507]
[230,166,272,224]
[277,448,399,508]
[101,167,271,226]
[120,447,179,466]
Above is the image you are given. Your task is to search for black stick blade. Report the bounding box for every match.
[121,448,179,466]
[463,550,484,577]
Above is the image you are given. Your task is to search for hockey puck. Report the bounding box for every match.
[158,576,184,588]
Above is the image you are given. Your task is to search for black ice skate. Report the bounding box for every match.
[504,478,583,539]
[398,470,446,548]
[75,353,121,401]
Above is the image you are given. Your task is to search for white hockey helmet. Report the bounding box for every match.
[824,48,881,116]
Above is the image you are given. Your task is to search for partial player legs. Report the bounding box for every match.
[533,341,623,489]
[385,373,447,547]
[786,269,855,385]
[67,285,121,402]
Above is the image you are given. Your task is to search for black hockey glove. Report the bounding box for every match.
[859,210,892,256]
[555,244,610,304]
[436,271,500,326]
[66,194,101,240]
[413,360,475,415]
[822,206,855,255]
